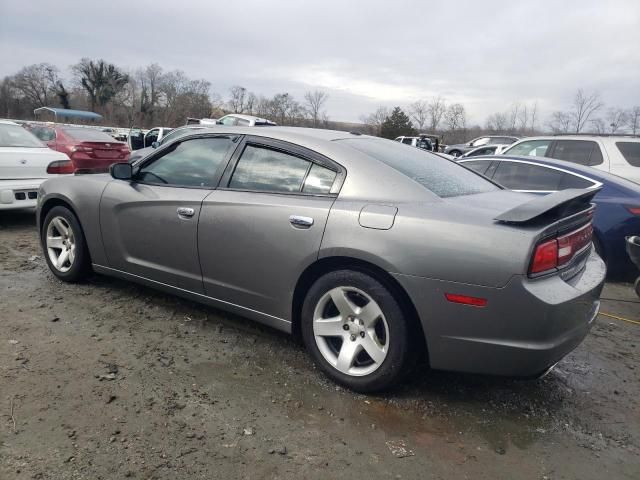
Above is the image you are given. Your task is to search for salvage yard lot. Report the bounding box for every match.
[1,210,639,479]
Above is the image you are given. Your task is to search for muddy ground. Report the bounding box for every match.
[0,210,639,479]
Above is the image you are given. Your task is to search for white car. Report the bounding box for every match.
[501,135,640,184]
[460,144,510,158]
[0,121,71,210]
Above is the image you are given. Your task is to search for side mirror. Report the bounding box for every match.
[151,141,160,149]
[110,162,132,180]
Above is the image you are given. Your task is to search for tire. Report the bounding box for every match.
[634,277,640,299]
[449,150,461,157]
[301,269,412,392]
[41,206,91,282]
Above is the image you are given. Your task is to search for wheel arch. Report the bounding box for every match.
[39,196,92,263]
[291,256,427,356]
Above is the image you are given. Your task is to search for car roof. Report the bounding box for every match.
[511,135,640,142]
[223,113,274,123]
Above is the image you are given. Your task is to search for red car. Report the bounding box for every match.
[26,124,130,173]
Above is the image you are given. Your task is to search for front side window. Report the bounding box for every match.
[552,140,603,166]
[0,124,45,147]
[505,139,551,157]
[469,146,496,156]
[339,137,499,198]
[402,138,413,145]
[137,137,235,187]
[616,142,640,167]
[461,160,492,175]
[492,161,564,191]
[219,116,237,126]
[29,126,56,142]
[470,137,490,147]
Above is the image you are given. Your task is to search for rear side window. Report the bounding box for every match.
[339,137,499,198]
[230,144,336,194]
[505,140,551,157]
[402,138,413,145]
[616,142,640,167]
[492,161,564,191]
[551,140,603,166]
[559,173,596,189]
[62,127,116,142]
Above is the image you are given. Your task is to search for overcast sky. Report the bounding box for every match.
[1,0,639,124]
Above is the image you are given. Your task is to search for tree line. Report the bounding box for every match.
[1,60,638,141]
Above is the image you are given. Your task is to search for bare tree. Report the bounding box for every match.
[517,104,529,133]
[529,101,538,133]
[606,108,628,133]
[486,112,507,132]
[408,100,428,130]
[570,89,603,133]
[304,90,329,127]
[589,118,606,134]
[507,103,520,132]
[228,85,247,113]
[628,106,640,135]
[244,92,257,115]
[360,106,389,136]
[548,111,572,133]
[427,96,446,131]
[444,103,466,132]
[12,63,59,108]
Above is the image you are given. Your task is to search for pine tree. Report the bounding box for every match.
[380,107,415,139]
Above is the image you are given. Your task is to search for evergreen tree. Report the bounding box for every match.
[380,106,415,139]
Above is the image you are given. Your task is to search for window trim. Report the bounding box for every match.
[459,157,601,193]
[219,135,346,197]
[130,133,242,190]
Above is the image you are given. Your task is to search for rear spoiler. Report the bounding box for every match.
[495,188,601,224]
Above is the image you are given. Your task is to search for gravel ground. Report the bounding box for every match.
[1,210,639,479]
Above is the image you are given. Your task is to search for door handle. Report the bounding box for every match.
[177,207,195,218]
[289,215,314,228]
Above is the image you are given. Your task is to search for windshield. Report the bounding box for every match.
[62,127,118,142]
[338,137,500,198]
[0,124,45,148]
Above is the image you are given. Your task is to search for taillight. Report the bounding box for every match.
[69,145,93,153]
[529,223,593,276]
[530,239,558,274]
[627,206,640,215]
[47,160,74,174]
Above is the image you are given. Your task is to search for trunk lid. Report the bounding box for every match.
[0,146,67,179]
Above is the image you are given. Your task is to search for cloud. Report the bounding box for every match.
[1,0,639,124]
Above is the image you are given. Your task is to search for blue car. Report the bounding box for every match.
[459,155,640,278]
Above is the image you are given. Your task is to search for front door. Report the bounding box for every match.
[100,134,239,292]
[198,137,343,321]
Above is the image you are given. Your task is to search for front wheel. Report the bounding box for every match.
[42,206,91,282]
[449,150,461,157]
[301,270,412,392]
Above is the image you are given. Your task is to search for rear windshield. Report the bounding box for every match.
[616,142,640,167]
[62,127,117,142]
[0,123,44,148]
[338,137,500,197]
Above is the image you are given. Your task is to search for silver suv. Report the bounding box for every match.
[502,135,640,184]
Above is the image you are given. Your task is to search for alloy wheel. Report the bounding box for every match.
[46,216,76,273]
[313,286,389,376]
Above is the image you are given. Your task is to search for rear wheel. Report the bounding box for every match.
[42,206,91,282]
[301,270,412,392]
[449,150,461,157]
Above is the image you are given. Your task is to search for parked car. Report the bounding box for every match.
[128,125,207,163]
[36,127,605,392]
[27,124,130,172]
[458,155,640,277]
[460,144,509,158]
[127,127,173,151]
[394,136,434,151]
[501,135,640,184]
[217,114,277,126]
[0,121,71,210]
[444,135,519,157]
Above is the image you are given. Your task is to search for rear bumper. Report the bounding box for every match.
[394,249,606,377]
[0,180,44,210]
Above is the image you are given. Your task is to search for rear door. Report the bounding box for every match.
[198,136,343,321]
[100,134,239,292]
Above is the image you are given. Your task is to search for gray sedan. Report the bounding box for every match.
[36,127,605,392]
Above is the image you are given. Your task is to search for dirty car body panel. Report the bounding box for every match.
[37,127,606,378]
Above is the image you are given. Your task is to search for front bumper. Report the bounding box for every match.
[0,180,44,210]
[394,249,606,377]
